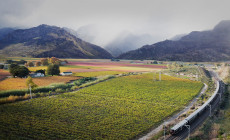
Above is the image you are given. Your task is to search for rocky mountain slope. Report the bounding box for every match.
[0,24,112,59]
[0,28,15,40]
[118,20,230,62]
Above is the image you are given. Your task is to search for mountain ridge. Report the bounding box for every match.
[118,20,230,62]
[0,24,112,59]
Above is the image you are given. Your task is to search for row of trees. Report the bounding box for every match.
[9,63,60,78]
[25,57,68,67]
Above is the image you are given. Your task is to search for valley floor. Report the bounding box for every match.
[0,73,202,139]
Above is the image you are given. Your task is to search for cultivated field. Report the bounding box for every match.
[0,69,10,81]
[0,58,166,91]
[0,73,203,139]
[0,76,80,91]
[73,71,126,77]
[28,66,72,73]
[67,61,166,72]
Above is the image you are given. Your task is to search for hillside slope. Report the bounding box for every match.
[0,24,112,59]
[118,20,230,62]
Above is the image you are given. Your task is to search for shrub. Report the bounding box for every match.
[71,86,79,90]
[8,95,19,102]
[23,94,30,99]
[55,88,65,93]
[0,89,27,98]
[73,77,97,86]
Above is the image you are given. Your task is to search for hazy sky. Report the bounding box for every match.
[1,0,230,46]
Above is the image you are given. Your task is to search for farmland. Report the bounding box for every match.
[0,73,203,139]
[0,58,166,91]
[73,71,126,77]
[0,76,80,91]
[28,66,72,73]
[0,69,10,81]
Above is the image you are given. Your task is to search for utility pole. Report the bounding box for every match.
[29,84,32,99]
[185,125,190,140]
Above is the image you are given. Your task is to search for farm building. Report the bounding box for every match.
[60,72,73,76]
[30,72,45,78]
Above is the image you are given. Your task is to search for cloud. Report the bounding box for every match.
[0,0,230,47]
[0,0,42,28]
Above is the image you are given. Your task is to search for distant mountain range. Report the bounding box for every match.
[105,32,155,57]
[118,20,230,62]
[1,21,230,62]
[63,25,157,57]
[0,24,112,59]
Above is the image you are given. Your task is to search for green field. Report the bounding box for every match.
[0,73,203,139]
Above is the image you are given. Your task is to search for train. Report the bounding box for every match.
[170,80,222,135]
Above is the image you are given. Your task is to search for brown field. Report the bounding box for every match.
[0,69,10,81]
[0,76,80,91]
[68,61,167,69]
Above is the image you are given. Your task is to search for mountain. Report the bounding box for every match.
[62,27,78,38]
[0,24,112,59]
[170,34,187,41]
[118,20,230,62]
[105,32,155,57]
[0,28,15,40]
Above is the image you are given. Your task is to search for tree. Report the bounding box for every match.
[16,66,30,78]
[26,76,37,90]
[41,58,49,66]
[54,60,61,65]
[9,63,19,77]
[64,60,68,64]
[35,61,41,67]
[19,60,27,65]
[9,64,30,78]
[27,61,34,67]
[0,64,4,69]
[49,57,60,64]
[6,60,13,64]
[152,60,158,64]
[47,64,60,76]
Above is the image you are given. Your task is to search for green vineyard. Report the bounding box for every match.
[0,73,203,139]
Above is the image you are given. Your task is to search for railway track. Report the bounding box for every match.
[167,71,224,140]
[167,92,221,140]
